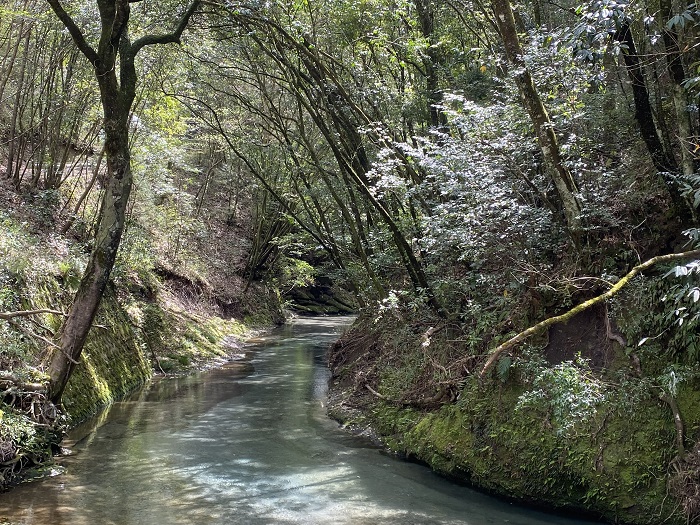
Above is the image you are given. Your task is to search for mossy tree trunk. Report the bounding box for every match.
[480,249,700,378]
[45,0,200,404]
[659,0,696,181]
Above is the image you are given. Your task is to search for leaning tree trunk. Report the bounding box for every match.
[45,0,201,403]
[613,20,692,217]
[613,19,696,221]
[491,0,582,237]
[47,93,133,403]
[240,18,448,318]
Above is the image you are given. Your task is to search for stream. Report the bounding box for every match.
[0,316,598,525]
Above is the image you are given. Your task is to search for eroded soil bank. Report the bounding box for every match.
[326,312,700,525]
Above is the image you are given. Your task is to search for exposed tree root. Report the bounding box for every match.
[365,383,451,410]
[604,303,627,347]
[660,392,687,460]
[0,368,60,490]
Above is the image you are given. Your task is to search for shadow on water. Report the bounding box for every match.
[0,316,600,525]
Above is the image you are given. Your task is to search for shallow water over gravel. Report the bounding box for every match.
[0,317,598,525]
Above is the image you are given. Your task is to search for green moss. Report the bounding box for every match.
[364,381,679,523]
[405,407,473,470]
[122,295,250,374]
[329,318,690,525]
[676,381,700,436]
[58,288,258,422]
[62,291,151,424]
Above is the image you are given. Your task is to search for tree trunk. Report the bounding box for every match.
[45,0,200,403]
[47,85,133,402]
[660,0,696,180]
[6,29,30,185]
[272,28,447,316]
[491,0,582,236]
[414,0,448,132]
[614,21,680,182]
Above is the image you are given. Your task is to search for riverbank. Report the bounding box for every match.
[0,317,595,525]
[0,203,284,490]
[326,311,700,525]
[0,281,281,490]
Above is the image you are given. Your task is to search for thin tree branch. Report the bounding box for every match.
[480,249,700,379]
[0,309,66,320]
[7,319,59,351]
[45,0,99,64]
[131,0,201,54]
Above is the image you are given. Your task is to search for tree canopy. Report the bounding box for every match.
[1,2,700,512]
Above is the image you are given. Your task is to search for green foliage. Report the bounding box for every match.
[0,323,32,363]
[0,213,82,364]
[0,401,56,489]
[379,343,424,400]
[613,261,700,368]
[274,256,316,294]
[375,288,436,319]
[0,405,41,455]
[113,222,159,293]
[680,177,700,211]
[0,215,39,281]
[515,357,605,436]
[1,0,698,517]
[142,95,187,138]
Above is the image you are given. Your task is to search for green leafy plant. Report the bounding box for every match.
[516,357,606,436]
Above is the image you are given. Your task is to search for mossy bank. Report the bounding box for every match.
[0,278,280,489]
[0,211,283,490]
[59,283,275,424]
[327,305,700,525]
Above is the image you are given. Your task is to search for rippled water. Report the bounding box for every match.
[0,317,598,525]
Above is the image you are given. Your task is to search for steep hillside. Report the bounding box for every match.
[0,178,283,489]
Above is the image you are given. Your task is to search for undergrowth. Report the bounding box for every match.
[328,300,697,525]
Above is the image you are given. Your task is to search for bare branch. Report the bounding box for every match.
[0,311,63,351]
[479,249,700,379]
[0,374,46,393]
[7,318,59,350]
[0,309,66,320]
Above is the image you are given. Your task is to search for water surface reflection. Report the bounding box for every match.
[0,317,597,525]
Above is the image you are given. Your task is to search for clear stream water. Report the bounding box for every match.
[0,317,598,525]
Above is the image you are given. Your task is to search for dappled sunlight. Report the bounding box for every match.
[0,319,594,525]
